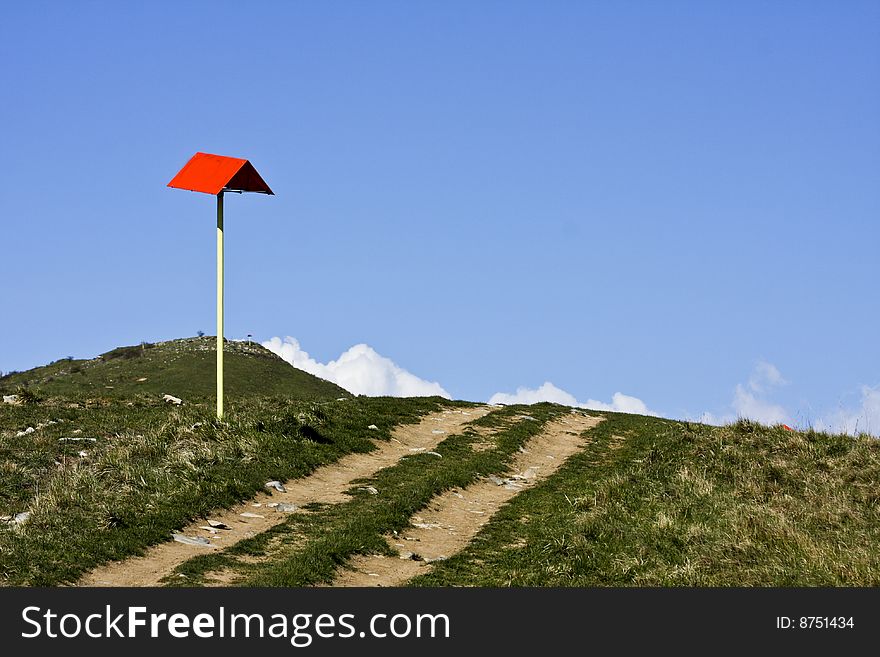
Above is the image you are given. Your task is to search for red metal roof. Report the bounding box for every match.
[167,152,274,195]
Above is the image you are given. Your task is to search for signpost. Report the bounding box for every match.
[167,152,273,418]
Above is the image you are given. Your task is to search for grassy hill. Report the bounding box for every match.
[165,408,880,588]
[0,336,348,402]
[412,413,880,586]
[1,338,878,587]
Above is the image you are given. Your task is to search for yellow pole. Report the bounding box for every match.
[216,192,224,419]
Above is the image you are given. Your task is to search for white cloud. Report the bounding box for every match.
[263,336,451,399]
[698,361,791,426]
[814,385,880,436]
[748,361,787,393]
[489,381,657,416]
[731,383,789,425]
[262,340,877,437]
[583,392,655,416]
[489,382,578,407]
[698,365,879,437]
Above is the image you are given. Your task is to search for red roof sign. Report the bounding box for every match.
[167,152,274,195]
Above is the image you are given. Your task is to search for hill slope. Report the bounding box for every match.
[1,338,878,587]
[0,336,348,402]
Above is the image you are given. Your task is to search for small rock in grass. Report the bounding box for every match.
[275,503,297,513]
[359,486,379,495]
[522,466,539,480]
[173,534,211,546]
[163,394,183,405]
[2,395,21,405]
[15,427,35,437]
[265,480,287,493]
[367,424,379,430]
[426,451,442,458]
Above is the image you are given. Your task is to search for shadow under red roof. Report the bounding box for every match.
[167,152,274,195]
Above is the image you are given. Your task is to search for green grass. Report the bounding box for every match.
[164,403,564,586]
[410,413,880,586]
[0,336,348,401]
[3,338,880,587]
[0,394,449,585]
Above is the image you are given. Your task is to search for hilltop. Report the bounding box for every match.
[0,336,349,402]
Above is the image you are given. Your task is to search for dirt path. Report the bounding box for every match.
[331,411,602,586]
[78,406,490,587]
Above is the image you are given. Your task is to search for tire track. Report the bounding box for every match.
[78,406,490,586]
[331,411,602,586]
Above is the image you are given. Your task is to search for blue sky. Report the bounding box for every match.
[1,2,878,433]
